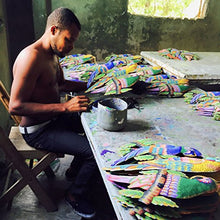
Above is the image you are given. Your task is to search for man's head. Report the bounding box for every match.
[46,8,81,57]
[46,7,81,31]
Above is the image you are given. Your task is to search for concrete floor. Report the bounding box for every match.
[0,155,117,220]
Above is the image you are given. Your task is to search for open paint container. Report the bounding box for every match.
[97,98,128,131]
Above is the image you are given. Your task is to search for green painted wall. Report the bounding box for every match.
[32,0,220,61]
[0,1,12,133]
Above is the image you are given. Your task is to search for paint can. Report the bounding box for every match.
[97,98,128,131]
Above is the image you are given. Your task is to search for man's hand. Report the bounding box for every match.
[64,95,89,112]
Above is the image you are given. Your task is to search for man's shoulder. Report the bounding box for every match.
[19,44,41,59]
[15,44,46,69]
[13,42,46,75]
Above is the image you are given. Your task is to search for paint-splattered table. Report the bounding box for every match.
[81,96,220,220]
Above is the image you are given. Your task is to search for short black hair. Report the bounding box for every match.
[46,7,81,31]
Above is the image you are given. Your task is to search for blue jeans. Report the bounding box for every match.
[22,113,97,196]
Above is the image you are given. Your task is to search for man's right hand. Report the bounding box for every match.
[64,95,89,112]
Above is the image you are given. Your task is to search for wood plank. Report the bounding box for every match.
[140,51,220,85]
[0,81,21,125]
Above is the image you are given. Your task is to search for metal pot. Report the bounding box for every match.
[97,98,128,131]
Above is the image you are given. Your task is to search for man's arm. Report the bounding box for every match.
[58,62,87,93]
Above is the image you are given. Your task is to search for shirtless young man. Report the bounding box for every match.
[9,8,96,219]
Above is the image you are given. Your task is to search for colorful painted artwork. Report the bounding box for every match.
[158,48,200,61]
[184,90,220,120]
[59,53,218,119]
[104,138,220,219]
[59,53,192,100]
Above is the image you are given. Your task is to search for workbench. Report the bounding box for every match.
[81,95,220,220]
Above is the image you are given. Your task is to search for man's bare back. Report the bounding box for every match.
[12,41,62,126]
[9,21,89,127]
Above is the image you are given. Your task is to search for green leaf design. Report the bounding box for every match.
[135,154,155,161]
[119,189,144,199]
[152,196,179,208]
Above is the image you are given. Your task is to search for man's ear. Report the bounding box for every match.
[50,25,57,35]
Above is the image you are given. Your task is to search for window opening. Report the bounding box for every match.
[128,0,209,19]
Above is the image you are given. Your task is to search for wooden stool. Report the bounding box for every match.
[0,80,64,211]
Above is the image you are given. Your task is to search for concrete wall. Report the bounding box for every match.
[33,0,220,61]
[0,0,35,132]
[0,1,12,132]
